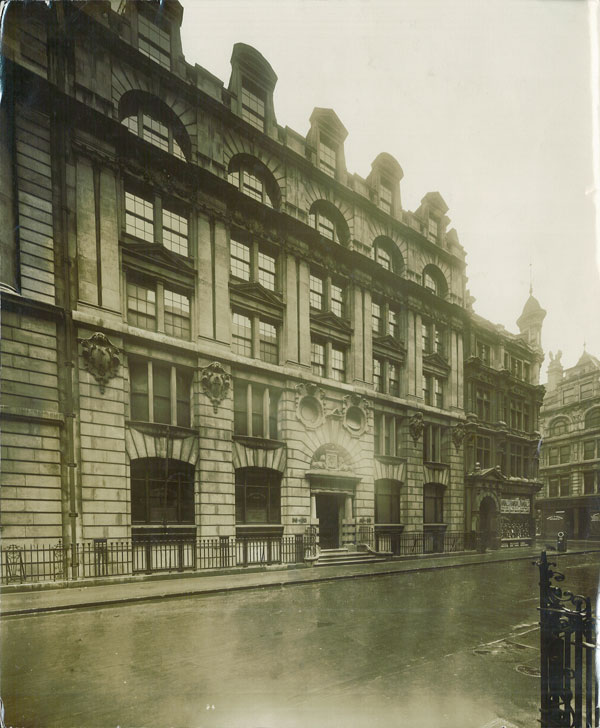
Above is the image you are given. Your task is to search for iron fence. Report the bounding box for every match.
[0,533,319,585]
[537,550,599,727]
[358,527,476,556]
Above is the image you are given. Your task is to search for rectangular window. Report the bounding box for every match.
[559,475,570,497]
[129,359,191,427]
[241,81,265,131]
[162,208,188,257]
[388,309,399,339]
[510,443,529,478]
[424,484,444,523]
[548,447,559,466]
[331,347,346,382]
[476,341,491,365]
[581,382,594,400]
[259,320,278,364]
[376,246,391,270]
[476,388,491,422]
[559,445,570,464]
[125,191,154,243]
[163,289,190,340]
[375,480,400,524]
[232,312,252,357]
[523,363,531,383]
[423,424,445,463]
[138,13,171,69]
[233,381,280,439]
[311,340,325,377]
[476,436,491,469]
[548,478,559,498]
[510,399,524,430]
[230,239,251,281]
[242,170,264,202]
[422,323,431,354]
[584,472,596,494]
[584,440,596,460]
[373,358,383,393]
[434,325,444,356]
[258,251,276,291]
[127,280,156,331]
[374,413,402,457]
[330,283,344,318]
[434,378,444,409]
[309,275,323,310]
[379,179,393,214]
[319,136,337,177]
[388,363,400,397]
[562,388,576,405]
[372,302,382,335]
[427,217,439,241]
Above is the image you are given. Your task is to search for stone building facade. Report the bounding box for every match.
[0,0,544,569]
[536,350,600,540]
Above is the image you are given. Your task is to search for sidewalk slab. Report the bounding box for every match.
[3,543,599,617]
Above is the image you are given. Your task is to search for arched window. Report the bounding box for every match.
[585,408,600,430]
[131,458,194,525]
[227,155,279,209]
[119,91,191,162]
[235,468,281,524]
[308,201,350,245]
[549,418,569,436]
[373,236,403,274]
[375,480,401,524]
[422,264,448,298]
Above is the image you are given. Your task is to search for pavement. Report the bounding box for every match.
[3,541,599,617]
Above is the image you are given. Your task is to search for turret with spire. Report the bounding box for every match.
[517,283,546,354]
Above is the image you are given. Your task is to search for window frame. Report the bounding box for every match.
[131,458,195,526]
[231,310,280,365]
[137,10,171,70]
[233,380,279,440]
[129,359,192,428]
[126,275,191,340]
[423,483,444,524]
[229,235,278,292]
[235,467,281,525]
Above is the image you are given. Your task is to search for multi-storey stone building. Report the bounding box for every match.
[536,350,600,540]
[0,0,545,576]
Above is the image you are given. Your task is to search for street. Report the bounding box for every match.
[3,552,600,728]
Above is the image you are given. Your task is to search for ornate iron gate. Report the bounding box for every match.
[537,550,599,727]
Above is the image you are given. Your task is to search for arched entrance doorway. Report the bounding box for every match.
[479,496,498,549]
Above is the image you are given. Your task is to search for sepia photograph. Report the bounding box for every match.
[1,1,600,726]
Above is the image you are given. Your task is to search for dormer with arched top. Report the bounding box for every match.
[307,108,348,184]
[228,43,278,139]
[367,153,404,219]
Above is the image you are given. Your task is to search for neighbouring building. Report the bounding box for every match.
[536,349,600,540]
[0,0,545,581]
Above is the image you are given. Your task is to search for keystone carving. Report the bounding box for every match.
[200,362,231,414]
[451,423,466,451]
[409,412,424,444]
[80,332,120,394]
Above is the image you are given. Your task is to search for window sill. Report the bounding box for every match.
[233,435,286,450]
[127,420,196,438]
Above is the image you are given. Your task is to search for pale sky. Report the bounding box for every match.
[180,0,600,380]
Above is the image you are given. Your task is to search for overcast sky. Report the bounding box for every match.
[180,0,600,380]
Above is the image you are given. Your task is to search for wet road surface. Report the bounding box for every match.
[3,552,600,728]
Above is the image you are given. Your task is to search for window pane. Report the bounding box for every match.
[252,384,264,437]
[241,82,265,131]
[164,289,191,339]
[259,320,278,364]
[376,246,391,270]
[373,358,382,392]
[153,363,171,424]
[176,369,191,427]
[142,113,169,152]
[372,302,382,334]
[162,208,188,257]
[319,136,337,177]
[127,281,156,330]
[130,360,149,421]
[388,309,399,338]
[232,312,252,357]
[331,347,345,382]
[311,341,325,377]
[138,13,170,69]
[125,191,154,242]
[258,251,276,290]
[388,363,399,397]
[242,170,264,202]
[380,180,392,213]
[230,239,251,280]
[331,284,344,317]
[309,275,323,309]
[122,115,139,135]
[317,213,335,240]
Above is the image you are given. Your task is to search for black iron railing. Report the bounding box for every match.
[0,532,318,585]
[358,527,476,555]
[537,550,599,727]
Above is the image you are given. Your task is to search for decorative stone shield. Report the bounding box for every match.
[408,411,424,443]
[80,332,120,394]
[200,362,231,413]
[451,422,466,451]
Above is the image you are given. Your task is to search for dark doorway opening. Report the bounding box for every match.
[316,493,342,549]
[480,496,498,549]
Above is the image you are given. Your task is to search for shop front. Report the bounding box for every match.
[537,496,600,540]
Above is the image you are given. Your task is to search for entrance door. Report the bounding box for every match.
[479,497,498,549]
[316,494,341,549]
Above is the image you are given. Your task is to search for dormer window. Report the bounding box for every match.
[319,135,337,178]
[137,12,171,69]
[427,216,439,242]
[241,79,266,131]
[380,178,393,214]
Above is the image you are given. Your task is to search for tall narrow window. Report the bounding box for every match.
[138,13,171,69]
[258,252,276,291]
[375,480,401,523]
[162,208,188,257]
[379,179,393,214]
[129,360,192,428]
[259,320,278,364]
[311,340,325,377]
[372,302,382,335]
[241,81,266,131]
[319,135,337,177]
[232,313,252,357]
[388,309,399,339]
[388,363,400,397]
[330,284,344,317]
[427,217,439,242]
[331,347,346,382]
[376,246,391,271]
[373,358,383,393]
[230,239,251,281]
[127,281,156,331]
[309,275,323,310]
[424,484,444,523]
[163,289,190,339]
[125,191,154,243]
[476,436,491,468]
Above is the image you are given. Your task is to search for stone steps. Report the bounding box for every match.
[315,548,388,567]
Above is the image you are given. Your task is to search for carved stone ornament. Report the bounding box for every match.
[342,393,370,437]
[409,412,424,444]
[451,422,466,451]
[295,382,325,430]
[80,332,120,394]
[200,362,231,414]
[311,445,352,472]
